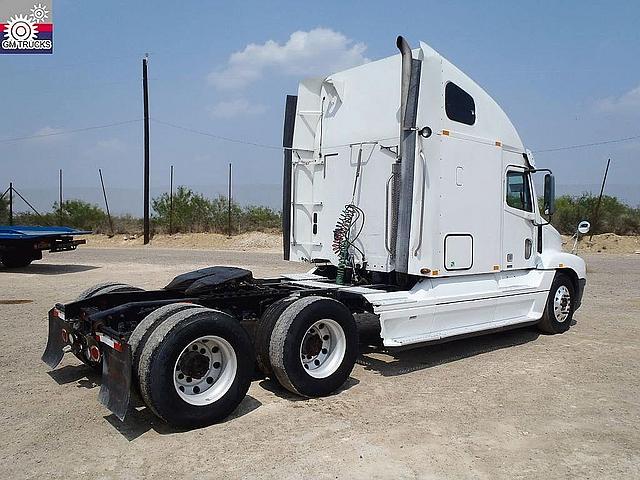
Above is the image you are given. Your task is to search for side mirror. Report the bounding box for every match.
[543,173,555,216]
[577,220,590,235]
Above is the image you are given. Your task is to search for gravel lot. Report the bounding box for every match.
[0,248,638,479]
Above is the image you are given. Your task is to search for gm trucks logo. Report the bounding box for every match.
[1,1,53,54]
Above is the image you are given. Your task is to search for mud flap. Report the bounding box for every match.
[98,343,132,421]
[41,313,67,369]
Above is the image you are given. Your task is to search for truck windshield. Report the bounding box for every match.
[506,171,533,212]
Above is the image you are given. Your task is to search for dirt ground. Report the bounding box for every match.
[84,232,282,252]
[0,247,638,479]
[562,233,640,255]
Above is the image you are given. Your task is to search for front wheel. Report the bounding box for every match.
[137,307,253,428]
[538,273,575,334]
[269,296,358,397]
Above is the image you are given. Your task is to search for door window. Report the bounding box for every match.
[506,171,533,212]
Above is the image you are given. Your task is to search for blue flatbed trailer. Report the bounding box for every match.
[0,226,90,268]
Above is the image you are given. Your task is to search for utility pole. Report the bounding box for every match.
[99,169,115,237]
[143,54,151,245]
[169,165,174,235]
[227,163,232,237]
[590,158,611,241]
[8,182,13,226]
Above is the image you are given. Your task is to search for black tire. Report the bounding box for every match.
[0,253,33,268]
[255,297,296,376]
[129,303,200,388]
[138,307,254,428]
[75,282,142,301]
[269,296,358,397]
[538,273,575,334]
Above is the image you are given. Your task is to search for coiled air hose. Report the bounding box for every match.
[332,204,365,284]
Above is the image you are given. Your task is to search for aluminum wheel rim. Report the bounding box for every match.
[173,335,237,406]
[553,285,571,323]
[299,319,346,379]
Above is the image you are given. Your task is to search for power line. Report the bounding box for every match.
[533,134,640,153]
[153,118,399,151]
[151,118,283,150]
[0,119,142,144]
[1,115,638,155]
[156,117,640,155]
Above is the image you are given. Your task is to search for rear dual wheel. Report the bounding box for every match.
[136,307,253,428]
[268,296,358,397]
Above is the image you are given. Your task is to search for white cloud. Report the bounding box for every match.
[96,138,126,151]
[210,98,267,118]
[596,84,640,113]
[32,126,65,141]
[34,126,63,136]
[209,28,369,90]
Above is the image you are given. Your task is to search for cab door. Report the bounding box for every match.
[502,165,537,270]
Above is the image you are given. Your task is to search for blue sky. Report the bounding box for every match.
[1,0,639,213]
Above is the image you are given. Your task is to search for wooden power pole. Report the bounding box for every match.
[143,55,151,244]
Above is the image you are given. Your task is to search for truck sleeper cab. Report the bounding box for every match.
[42,37,586,429]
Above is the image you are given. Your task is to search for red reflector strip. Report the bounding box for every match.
[52,308,65,320]
[95,333,123,351]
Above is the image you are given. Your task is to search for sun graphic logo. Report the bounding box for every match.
[4,14,38,42]
[0,2,53,54]
[30,4,49,23]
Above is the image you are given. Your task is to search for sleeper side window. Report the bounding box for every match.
[506,171,533,212]
[445,82,476,125]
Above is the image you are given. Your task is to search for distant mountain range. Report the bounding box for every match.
[6,183,639,216]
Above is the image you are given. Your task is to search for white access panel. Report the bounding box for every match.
[444,234,473,270]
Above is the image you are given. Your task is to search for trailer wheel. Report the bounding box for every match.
[255,297,296,376]
[129,303,200,387]
[538,273,575,334]
[269,296,358,397]
[75,282,143,301]
[0,253,33,268]
[138,307,253,428]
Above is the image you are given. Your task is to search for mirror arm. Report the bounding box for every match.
[532,218,551,227]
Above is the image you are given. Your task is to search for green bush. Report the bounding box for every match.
[152,186,217,233]
[208,194,243,233]
[240,205,281,232]
[151,187,280,234]
[546,194,640,235]
[53,199,107,231]
[8,199,107,232]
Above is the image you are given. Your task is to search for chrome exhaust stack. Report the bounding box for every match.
[393,36,422,274]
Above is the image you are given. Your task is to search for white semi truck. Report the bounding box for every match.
[42,37,586,428]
